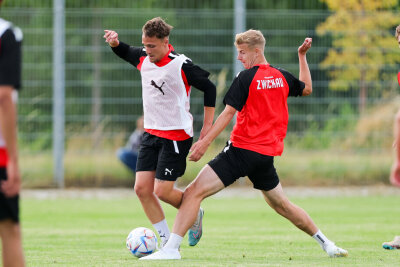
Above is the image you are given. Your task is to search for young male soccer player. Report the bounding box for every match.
[0,1,25,265]
[104,17,216,246]
[382,24,400,250]
[141,29,348,260]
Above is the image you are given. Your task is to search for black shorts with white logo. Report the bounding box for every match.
[208,141,280,191]
[136,132,193,181]
[0,168,19,223]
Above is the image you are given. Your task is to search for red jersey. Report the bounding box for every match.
[224,64,305,156]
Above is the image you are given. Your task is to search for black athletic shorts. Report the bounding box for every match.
[0,168,19,223]
[208,141,280,191]
[136,132,193,181]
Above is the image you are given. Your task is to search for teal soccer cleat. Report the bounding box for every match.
[188,207,204,246]
[383,236,400,250]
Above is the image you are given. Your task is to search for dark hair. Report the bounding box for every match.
[142,17,173,39]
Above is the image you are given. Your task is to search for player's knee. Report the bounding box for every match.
[134,184,152,199]
[183,182,204,200]
[0,220,20,238]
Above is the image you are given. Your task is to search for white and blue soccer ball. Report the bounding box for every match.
[126,227,157,258]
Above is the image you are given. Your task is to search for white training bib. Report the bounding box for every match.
[140,54,193,136]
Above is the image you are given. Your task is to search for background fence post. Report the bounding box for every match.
[53,0,65,188]
[234,0,246,185]
[233,0,246,78]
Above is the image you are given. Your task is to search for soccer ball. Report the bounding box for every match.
[126,227,157,258]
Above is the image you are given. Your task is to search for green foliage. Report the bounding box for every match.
[317,0,400,112]
[286,103,357,150]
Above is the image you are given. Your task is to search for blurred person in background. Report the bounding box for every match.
[117,115,144,173]
[104,17,216,247]
[389,24,400,188]
[0,0,25,266]
[382,24,400,251]
[141,29,348,260]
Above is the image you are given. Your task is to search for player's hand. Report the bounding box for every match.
[104,30,120,47]
[298,37,312,55]
[1,160,21,197]
[189,139,209,162]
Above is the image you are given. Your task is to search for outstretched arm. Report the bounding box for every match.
[298,37,312,96]
[189,105,236,162]
[104,30,144,67]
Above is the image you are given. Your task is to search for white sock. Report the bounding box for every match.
[153,219,170,245]
[164,233,183,251]
[312,230,334,250]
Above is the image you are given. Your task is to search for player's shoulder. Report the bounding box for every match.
[0,18,12,37]
[136,46,147,56]
[236,66,259,80]
[0,18,22,41]
[170,50,192,64]
[270,65,291,76]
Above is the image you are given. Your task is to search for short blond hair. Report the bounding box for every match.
[234,29,265,50]
[396,25,400,39]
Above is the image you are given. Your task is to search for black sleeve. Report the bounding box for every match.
[223,68,257,111]
[277,67,305,97]
[0,29,22,89]
[182,60,216,107]
[111,42,146,68]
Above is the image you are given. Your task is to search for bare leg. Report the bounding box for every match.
[262,183,318,236]
[134,171,165,223]
[262,183,348,257]
[0,220,25,267]
[172,165,224,237]
[154,179,183,209]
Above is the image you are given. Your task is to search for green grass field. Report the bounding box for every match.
[15,190,400,266]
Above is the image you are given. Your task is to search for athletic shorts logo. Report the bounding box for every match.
[223,140,231,153]
[151,80,165,95]
[164,168,173,176]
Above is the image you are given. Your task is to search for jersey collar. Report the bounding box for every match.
[155,44,174,67]
[253,63,270,69]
